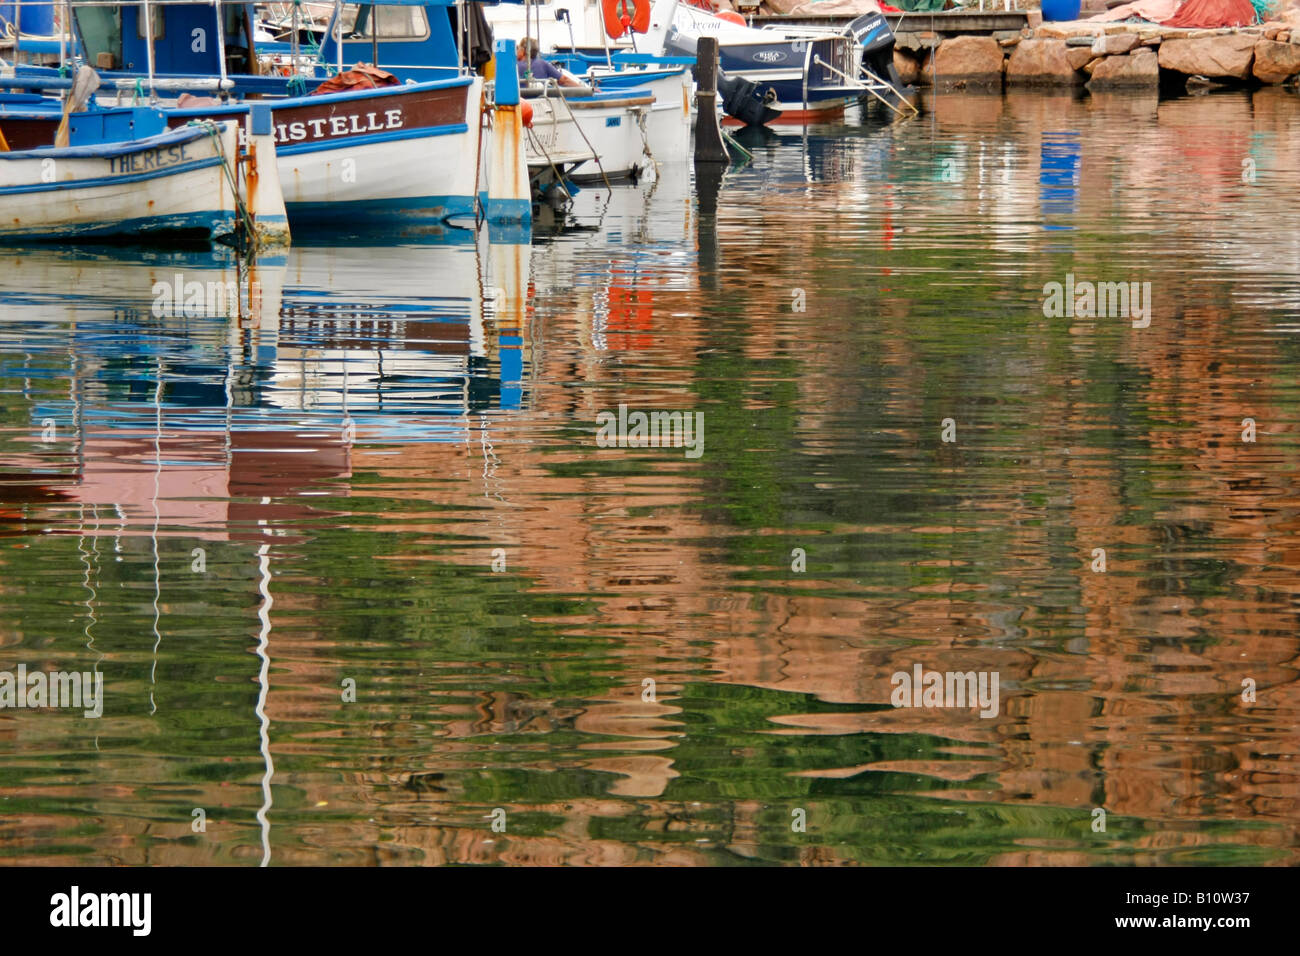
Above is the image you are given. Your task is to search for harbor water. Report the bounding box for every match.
[1,88,1297,865]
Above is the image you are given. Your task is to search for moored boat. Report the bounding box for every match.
[0,105,288,245]
[0,0,528,226]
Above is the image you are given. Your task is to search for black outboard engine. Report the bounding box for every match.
[677,25,780,128]
[846,10,914,108]
[717,72,780,127]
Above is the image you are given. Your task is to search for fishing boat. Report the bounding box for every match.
[493,0,697,150]
[0,0,530,225]
[0,101,288,245]
[464,1,693,182]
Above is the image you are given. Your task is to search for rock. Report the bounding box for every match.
[1157,34,1256,79]
[1083,56,1105,74]
[1067,47,1096,70]
[1036,23,1104,39]
[1008,38,1084,85]
[1027,10,1043,29]
[914,50,934,86]
[933,35,1005,86]
[1001,36,1023,48]
[1092,33,1141,55]
[1252,38,1300,82]
[894,33,924,53]
[1087,49,1161,87]
[1264,22,1284,40]
[893,48,921,86]
[1066,35,1096,47]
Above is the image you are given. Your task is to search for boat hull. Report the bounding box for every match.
[589,68,692,168]
[0,122,240,243]
[167,79,484,223]
[525,88,660,183]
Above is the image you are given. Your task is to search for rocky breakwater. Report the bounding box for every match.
[894,9,1300,92]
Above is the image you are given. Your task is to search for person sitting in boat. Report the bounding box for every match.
[516,40,581,88]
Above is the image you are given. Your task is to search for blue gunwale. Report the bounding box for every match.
[0,123,216,161]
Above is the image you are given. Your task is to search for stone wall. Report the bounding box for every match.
[892,10,1300,91]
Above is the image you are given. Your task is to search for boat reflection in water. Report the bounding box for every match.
[2,90,1299,866]
[0,232,532,864]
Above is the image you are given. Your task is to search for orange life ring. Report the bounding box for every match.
[717,10,745,24]
[602,0,651,39]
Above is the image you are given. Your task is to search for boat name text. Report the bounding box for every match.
[274,109,404,144]
[109,144,189,175]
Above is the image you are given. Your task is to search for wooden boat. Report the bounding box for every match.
[0,105,288,245]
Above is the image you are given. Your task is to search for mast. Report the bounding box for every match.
[334,0,342,74]
[142,0,157,102]
[214,0,228,87]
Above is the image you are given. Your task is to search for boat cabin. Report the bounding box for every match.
[64,1,481,97]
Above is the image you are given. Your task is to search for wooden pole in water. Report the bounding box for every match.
[694,36,728,165]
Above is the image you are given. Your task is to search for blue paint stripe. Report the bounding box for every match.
[0,209,235,242]
[278,123,469,156]
[286,193,476,222]
[485,197,531,224]
[0,156,224,196]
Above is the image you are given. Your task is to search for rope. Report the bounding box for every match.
[286,74,307,97]
[634,107,658,179]
[187,120,257,247]
[474,87,488,227]
[525,123,574,208]
[721,128,752,162]
[553,86,612,193]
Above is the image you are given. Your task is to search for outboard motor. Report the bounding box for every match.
[675,24,780,127]
[717,72,780,127]
[846,10,914,108]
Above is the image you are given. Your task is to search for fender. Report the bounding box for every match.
[602,0,651,39]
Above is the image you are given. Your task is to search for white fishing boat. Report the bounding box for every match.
[522,73,688,184]
[0,104,288,245]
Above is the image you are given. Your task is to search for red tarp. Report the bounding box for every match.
[311,64,401,96]
[1161,0,1257,27]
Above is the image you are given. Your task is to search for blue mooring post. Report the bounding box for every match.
[249,103,273,137]
[495,38,520,107]
[485,38,531,226]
